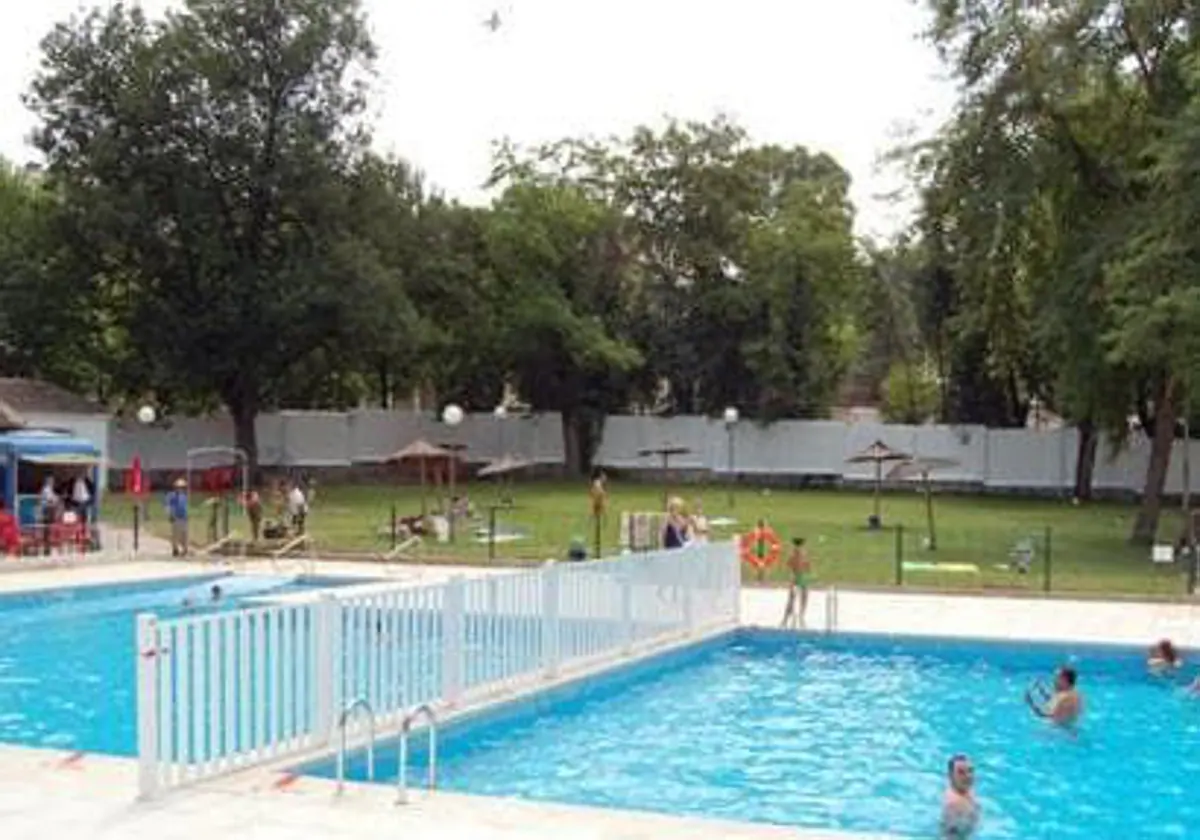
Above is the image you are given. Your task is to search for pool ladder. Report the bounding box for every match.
[824,587,840,635]
[335,697,375,794]
[396,703,439,805]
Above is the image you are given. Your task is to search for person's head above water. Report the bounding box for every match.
[947,754,974,794]
[1154,639,1179,664]
[210,584,222,601]
[1055,666,1078,691]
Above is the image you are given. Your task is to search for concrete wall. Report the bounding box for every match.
[98,409,1200,496]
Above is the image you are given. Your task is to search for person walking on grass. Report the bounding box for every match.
[781,537,811,629]
[166,478,189,557]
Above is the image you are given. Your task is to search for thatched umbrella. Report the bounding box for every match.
[887,456,960,550]
[638,445,692,508]
[386,439,451,516]
[478,454,533,501]
[845,440,910,527]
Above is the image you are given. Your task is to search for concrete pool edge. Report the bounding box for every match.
[10,563,1200,838]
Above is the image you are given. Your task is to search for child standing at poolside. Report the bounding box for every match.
[781,537,811,629]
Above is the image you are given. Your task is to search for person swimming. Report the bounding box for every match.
[940,754,980,839]
[1148,639,1182,673]
[1026,665,1082,726]
[210,584,223,602]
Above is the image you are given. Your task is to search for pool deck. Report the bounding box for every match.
[4,557,1200,839]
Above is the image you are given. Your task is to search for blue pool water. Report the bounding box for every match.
[304,629,1200,839]
[0,573,365,755]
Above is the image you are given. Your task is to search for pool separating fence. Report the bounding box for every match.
[134,541,740,798]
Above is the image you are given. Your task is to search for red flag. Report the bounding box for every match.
[128,456,145,496]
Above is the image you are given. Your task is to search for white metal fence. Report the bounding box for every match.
[135,542,740,797]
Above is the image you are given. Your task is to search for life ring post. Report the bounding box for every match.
[739,524,782,583]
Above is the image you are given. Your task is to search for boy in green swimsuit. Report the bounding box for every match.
[781,537,811,629]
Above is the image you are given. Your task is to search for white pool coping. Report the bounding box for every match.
[4,559,1200,839]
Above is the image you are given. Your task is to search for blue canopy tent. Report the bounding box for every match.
[0,429,103,530]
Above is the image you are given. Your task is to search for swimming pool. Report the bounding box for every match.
[0,573,367,755]
[303,629,1200,839]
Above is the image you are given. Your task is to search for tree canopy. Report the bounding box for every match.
[8,0,1200,545]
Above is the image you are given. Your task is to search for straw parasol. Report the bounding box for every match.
[887,456,960,550]
[386,439,452,516]
[638,445,692,508]
[477,454,533,478]
[845,440,910,527]
[478,454,533,504]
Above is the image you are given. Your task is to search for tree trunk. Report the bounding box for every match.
[1131,377,1178,545]
[562,410,584,476]
[1073,418,1098,501]
[230,402,260,486]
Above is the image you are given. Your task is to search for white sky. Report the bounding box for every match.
[0,0,957,241]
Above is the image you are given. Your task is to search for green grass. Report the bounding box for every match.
[104,481,1192,597]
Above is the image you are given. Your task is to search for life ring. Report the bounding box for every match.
[739,526,782,570]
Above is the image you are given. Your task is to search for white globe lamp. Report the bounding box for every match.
[494,404,508,420]
[442,403,464,427]
[137,405,157,425]
[723,406,739,426]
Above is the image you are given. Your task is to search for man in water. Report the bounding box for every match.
[941,754,980,838]
[1026,665,1082,725]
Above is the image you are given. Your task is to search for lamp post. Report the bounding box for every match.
[723,406,739,509]
[442,403,463,542]
[494,404,508,504]
[1030,396,1042,431]
[494,404,508,457]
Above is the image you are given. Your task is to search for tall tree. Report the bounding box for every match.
[27,0,384,473]
[493,117,863,421]
[484,181,642,473]
[919,0,1196,539]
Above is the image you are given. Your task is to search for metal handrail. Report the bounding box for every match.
[396,703,438,805]
[824,587,839,635]
[335,697,375,794]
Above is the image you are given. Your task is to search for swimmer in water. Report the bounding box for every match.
[1148,639,1182,673]
[210,584,222,602]
[1026,665,1082,726]
[940,754,980,839]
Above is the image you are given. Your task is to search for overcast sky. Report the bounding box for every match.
[0,0,957,241]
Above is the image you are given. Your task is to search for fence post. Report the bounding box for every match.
[541,564,561,678]
[1043,526,1053,594]
[621,568,634,653]
[133,504,141,554]
[894,525,904,586]
[136,613,159,799]
[1188,546,1199,597]
[313,595,339,744]
[443,576,466,705]
[682,556,695,633]
[727,540,741,622]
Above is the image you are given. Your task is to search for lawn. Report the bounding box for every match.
[104,480,1192,597]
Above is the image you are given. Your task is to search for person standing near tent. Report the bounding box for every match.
[287,480,308,535]
[166,478,189,557]
[39,475,61,555]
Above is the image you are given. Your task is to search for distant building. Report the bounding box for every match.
[0,378,111,489]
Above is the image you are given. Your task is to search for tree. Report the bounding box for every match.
[492,117,864,421]
[26,0,384,474]
[917,0,1196,539]
[0,161,116,394]
[484,181,642,473]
